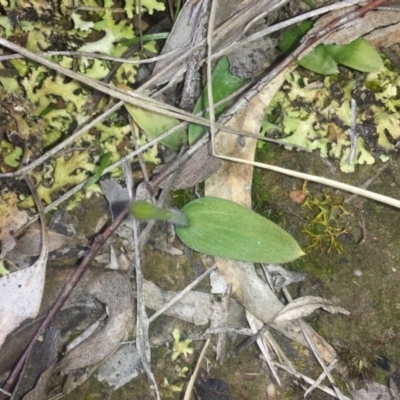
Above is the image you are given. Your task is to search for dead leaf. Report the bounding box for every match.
[142,280,212,325]
[0,222,48,349]
[0,192,28,258]
[351,381,395,400]
[316,8,400,48]
[155,143,221,190]
[273,296,350,324]
[97,342,143,390]
[56,269,133,372]
[12,326,60,400]
[7,222,87,258]
[290,189,307,204]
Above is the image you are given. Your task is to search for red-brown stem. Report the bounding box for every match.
[0,208,129,399]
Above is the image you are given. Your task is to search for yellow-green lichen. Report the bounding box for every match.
[262,57,400,172]
[171,328,194,361]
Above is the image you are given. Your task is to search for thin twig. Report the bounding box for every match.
[347,98,357,165]
[206,0,217,154]
[132,213,161,400]
[216,154,400,209]
[148,265,218,323]
[344,163,389,204]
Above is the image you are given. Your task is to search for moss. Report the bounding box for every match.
[301,191,353,254]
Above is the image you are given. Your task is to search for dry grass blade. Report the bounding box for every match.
[183,338,211,400]
[148,265,217,323]
[216,154,400,209]
[275,361,352,399]
[282,288,346,399]
[246,312,281,385]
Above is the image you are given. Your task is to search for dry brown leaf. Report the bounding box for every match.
[316,8,400,48]
[273,296,350,324]
[0,199,48,349]
[0,192,28,258]
[8,222,87,257]
[56,270,133,372]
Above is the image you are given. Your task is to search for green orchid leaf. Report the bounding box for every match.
[298,38,383,75]
[125,104,187,150]
[188,57,245,145]
[330,37,383,73]
[176,197,304,264]
[297,45,339,75]
[278,20,314,54]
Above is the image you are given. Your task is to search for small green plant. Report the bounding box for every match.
[131,196,304,263]
[171,328,193,361]
[298,37,383,75]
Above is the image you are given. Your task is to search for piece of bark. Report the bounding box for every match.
[150,0,289,85]
[155,143,221,189]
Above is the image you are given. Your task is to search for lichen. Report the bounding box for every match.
[262,57,400,172]
[0,0,164,210]
[171,328,194,361]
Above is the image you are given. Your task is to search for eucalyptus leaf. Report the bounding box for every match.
[188,57,245,145]
[176,197,304,264]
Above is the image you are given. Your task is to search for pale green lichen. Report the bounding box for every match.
[372,106,400,150]
[171,328,194,361]
[0,0,164,210]
[161,378,184,398]
[19,151,96,208]
[262,57,400,172]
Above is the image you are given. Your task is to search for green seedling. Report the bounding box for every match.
[131,197,304,264]
[131,200,189,227]
[85,152,112,187]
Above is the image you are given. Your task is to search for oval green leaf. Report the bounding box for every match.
[176,197,304,264]
[125,104,187,150]
[330,37,383,73]
[297,45,339,75]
